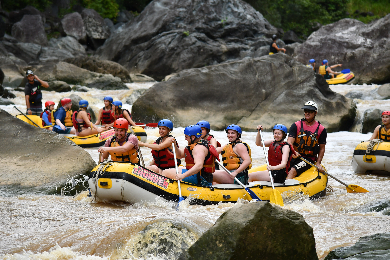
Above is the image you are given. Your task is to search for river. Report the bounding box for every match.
[1,83,389,260]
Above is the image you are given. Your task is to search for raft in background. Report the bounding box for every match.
[352,140,390,174]
[15,114,147,147]
[318,66,355,85]
[88,163,328,205]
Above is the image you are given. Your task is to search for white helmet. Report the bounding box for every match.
[302,101,318,112]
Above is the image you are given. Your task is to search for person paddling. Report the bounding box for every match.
[72,100,106,137]
[369,111,390,141]
[138,119,180,174]
[40,101,55,130]
[249,124,295,183]
[95,96,115,127]
[98,118,139,163]
[112,101,136,127]
[320,60,342,79]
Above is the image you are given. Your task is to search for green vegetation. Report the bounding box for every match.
[347,0,390,23]
[2,0,51,12]
[82,0,119,19]
[182,31,190,37]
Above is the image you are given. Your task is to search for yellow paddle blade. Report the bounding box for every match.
[270,190,284,206]
[346,184,369,193]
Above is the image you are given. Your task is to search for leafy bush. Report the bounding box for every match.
[82,0,119,19]
[2,0,51,12]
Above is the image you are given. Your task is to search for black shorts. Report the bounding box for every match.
[271,169,287,183]
[290,157,314,177]
[234,170,248,185]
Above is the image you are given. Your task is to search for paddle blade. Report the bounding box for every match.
[270,190,284,206]
[341,69,350,74]
[244,187,261,201]
[346,184,369,193]
[176,196,185,211]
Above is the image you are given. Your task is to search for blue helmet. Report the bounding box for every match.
[79,100,89,108]
[273,124,288,135]
[196,120,211,130]
[309,59,315,64]
[184,125,202,138]
[322,59,328,65]
[226,124,242,134]
[103,96,113,102]
[112,101,122,109]
[158,119,173,130]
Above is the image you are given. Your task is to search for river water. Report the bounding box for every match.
[1,83,390,260]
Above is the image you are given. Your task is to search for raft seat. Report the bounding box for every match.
[248,181,284,187]
[212,184,242,189]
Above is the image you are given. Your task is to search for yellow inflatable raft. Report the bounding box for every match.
[15,114,147,147]
[318,65,355,85]
[352,140,390,174]
[88,163,328,205]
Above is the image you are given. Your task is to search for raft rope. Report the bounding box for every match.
[93,159,113,201]
[366,139,383,154]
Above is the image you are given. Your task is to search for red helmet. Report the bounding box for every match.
[45,101,55,108]
[382,111,390,116]
[114,118,129,129]
[61,98,72,106]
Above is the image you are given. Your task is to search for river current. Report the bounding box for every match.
[1,83,390,259]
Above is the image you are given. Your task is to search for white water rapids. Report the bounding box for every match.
[0,83,390,259]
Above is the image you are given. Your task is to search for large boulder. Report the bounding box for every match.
[81,9,110,50]
[96,0,278,81]
[48,36,86,56]
[0,109,96,187]
[133,54,355,132]
[295,15,390,84]
[60,12,87,43]
[180,202,318,260]
[325,233,390,260]
[11,14,48,46]
[8,6,42,24]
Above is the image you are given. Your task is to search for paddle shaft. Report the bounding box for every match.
[172,143,183,201]
[259,130,276,189]
[14,106,40,127]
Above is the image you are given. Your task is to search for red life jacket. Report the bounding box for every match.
[101,106,115,125]
[72,110,91,133]
[151,135,180,169]
[40,110,51,127]
[293,119,323,158]
[115,109,131,119]
[268,141,293,174]
[205,134,221,147]
[184,140,219,184]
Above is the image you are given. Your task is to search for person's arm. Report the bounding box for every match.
[56,118,66,130]
[326,65,341,75]
[124,110,136,126]
[230,143,251,178]
[369,125,381,140]
[80,111,97,130]
[268,145,290,171]
[216,145,225,153]
[272,42,286,53]
[141,137,175,151]
[25,95,32,115]
[177,145,207,180]
[209,137,218,148]
[42,112,52,126]
[99,138,135,154]
[315,144,326,172]
[255,125,272,147]
[330,64,342,69]
[95,108,103,125]
[34,75,49,88]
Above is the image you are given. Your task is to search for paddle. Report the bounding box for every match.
[172,143,184,208]
[341,69,350,74]
[14,106,41,127]
[299,156,368,193]
[259,130,284,206]
[215,160,261,201]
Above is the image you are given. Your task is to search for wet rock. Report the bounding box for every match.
[130,73,156,83]
[86,74,128,90]
[125,89,149,105]
[362,108,382,134]
[81,9,110,50]
[65,56,131,82]
[377,84,390,99]
[325,233,390,260]
[133,54,355,131]
[96,0,277,81]
[295,15,390,84]
[180,202,318,260]
[48,36,86,56]
[11,15,48,46]
[60,12,86,43]
[0,109,96,187]
[71,85,90,92]
[47,80,71,92]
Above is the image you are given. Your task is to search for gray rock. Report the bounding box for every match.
[362,108,382,134]
[125,89,149,105]
[11,15,48,46]
[8,6,42,24]
[132,54,355,131]
[0,16,5,38]
[295,15,390,84]
[48,36,86,56]
[283,30,303,44]
[96,0,278,81]
[60,12,86,43]
[116,10,134,24]
[129,73,156,83]
[47,80,71,92]
[85,74,128,90]
[104,18,115,34]
[81,9,110,49]
[377,84,390,99]
[0,109,96,187]
[0,67,4,86]
[71,85,90,92]
[325,233,390,260]
[2,41,42,64]
[68,94,96,122]
[180,202,318,260]
[39,46,75,63]
[285,42,301,57]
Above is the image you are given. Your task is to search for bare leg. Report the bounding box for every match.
[146,165,162,174]
[161,166,185,179]
[212,170,234,184]
[70,127,76,135]
[78,127,100,137]
[286,167,297,179]
[248,170,271,182]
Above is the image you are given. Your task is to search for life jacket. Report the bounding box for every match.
[268,141,294,174]
[379,125,390,141]
[205,134,221,147]
[72,110,91,133]
[108,133,139,163]
[184,140,219,184]
[26,80,42,105]
[151,135,180,169]
[319,65,329,77]
[270,42,278,54]
[221,141,252,171]
[115,109,131,119]
[40,110,51,127]
[293,119,322,157]
[64,109,73,127]
[101,106,115,125]
[51,109,56,125]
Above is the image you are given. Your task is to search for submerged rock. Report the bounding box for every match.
[180,202,318,260]
[0,109,96,187]
[133,54,355,131]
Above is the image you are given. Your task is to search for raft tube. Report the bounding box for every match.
[326,72,355,85]
[88,163,327,205]
[352,141,390,174]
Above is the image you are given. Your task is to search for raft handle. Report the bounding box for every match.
[223,195,231,200]
[100,182,108,186]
